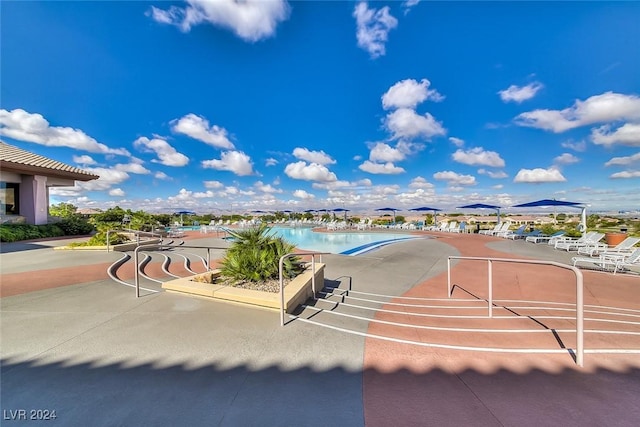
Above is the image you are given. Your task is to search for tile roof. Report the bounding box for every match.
[0,141,99,181]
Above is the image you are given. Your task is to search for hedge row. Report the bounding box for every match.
[0,218,95,243]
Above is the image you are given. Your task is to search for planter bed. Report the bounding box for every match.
[162,264,325,313]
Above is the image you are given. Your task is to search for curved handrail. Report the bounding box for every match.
[279,252,331,326]
[447,256,584,367]
[106,228,163,252]
[133,243,230,298]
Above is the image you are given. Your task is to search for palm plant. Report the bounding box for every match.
[220,223,304,283]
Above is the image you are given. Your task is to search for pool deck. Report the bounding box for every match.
[1,230,639,426]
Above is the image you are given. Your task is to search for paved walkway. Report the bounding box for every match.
[1,232,639,426]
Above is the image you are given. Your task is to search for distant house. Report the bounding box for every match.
[0,141,99,225]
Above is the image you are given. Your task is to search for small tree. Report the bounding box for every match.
[220,223,304,283]
[49,202,78,218]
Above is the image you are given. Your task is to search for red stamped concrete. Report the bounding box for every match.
[0,262,112,297]
[363,232,640,427]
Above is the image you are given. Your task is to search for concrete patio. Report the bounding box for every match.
[1,231,639,426]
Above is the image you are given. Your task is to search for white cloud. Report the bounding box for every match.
[433,170,476,186]
[202,150,254,176]
[73,167,130,193]
[0,108,130,156]
[515,92,640,133]
[109,188,125,197]
[265,157,278,166]
[553,153,579,165]
[203,180,224,189]
[381,78,443,110]
[408,176,434,189]
[114,162,151,174]
[148,0,290,42]
[254,180,282,193]
[284,161,337,182]
[498,82,543,103]
[610,170,640,179]
[561,139,587,152]
[358,160,405,174]
[452,147,505,167]
[171,113,234,149]
[449,137,464,147]
[73,155,96,165]
[353,1,398,59]
[605,152,640,167]
[193,190,215,199]
[478,169,508,179]
[293,189,315,199]
[155,172,170,180]
[402,0,421,11]
[385,108,446,140]
[513,167,566,183]
[369,142,404,163]
[134,136,189,167]
[292,147,336,165]
[591,123,640,147]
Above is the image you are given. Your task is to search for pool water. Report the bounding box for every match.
[270,226,422,255]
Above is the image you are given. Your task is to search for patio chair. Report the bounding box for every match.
[555,232,604,251]
[572,248,640,274]
[479,223,500,235]
[577,236,640,257]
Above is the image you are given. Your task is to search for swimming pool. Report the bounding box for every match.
[270,226,423,255]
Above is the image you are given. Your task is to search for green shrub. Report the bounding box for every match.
[57,216,94,236]
[220,223,304,283]
[0,224,65,242]
[69,231,128,247]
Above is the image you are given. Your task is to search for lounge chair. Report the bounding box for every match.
[526,230,565,244]
[572,248,640,274]
[479,223,500,235]
[576,236,640,257]
[555,232,604,251]
[507,228,541,240]
[445,221,458,232]
[487,222,511,236]
[499,224,526,239]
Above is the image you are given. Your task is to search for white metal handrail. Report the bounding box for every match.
[106,228,163,252]
[279,252,330,326]
[447,256,584,367]
[133,243,229,298]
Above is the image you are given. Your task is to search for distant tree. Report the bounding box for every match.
[49,202,78,218]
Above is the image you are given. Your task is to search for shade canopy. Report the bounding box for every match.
[173,210,196,215]
[512,198,587,234]
[457,203,502,223]
[511,199,582,208]
[375,207,400,222]
[409,206,442,212]
[409,206,442,226]
[458,203,501,210]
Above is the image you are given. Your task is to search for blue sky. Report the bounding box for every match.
[2,1,640,215]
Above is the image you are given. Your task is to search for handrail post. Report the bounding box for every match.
[488,259,493,318]
[447,257,451,297]
[311,255,316,299]
[279,256,286,326]
[207,248,211,271]
[106,230,110,252]
[576,270,584,367]
[134,247,140,298]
